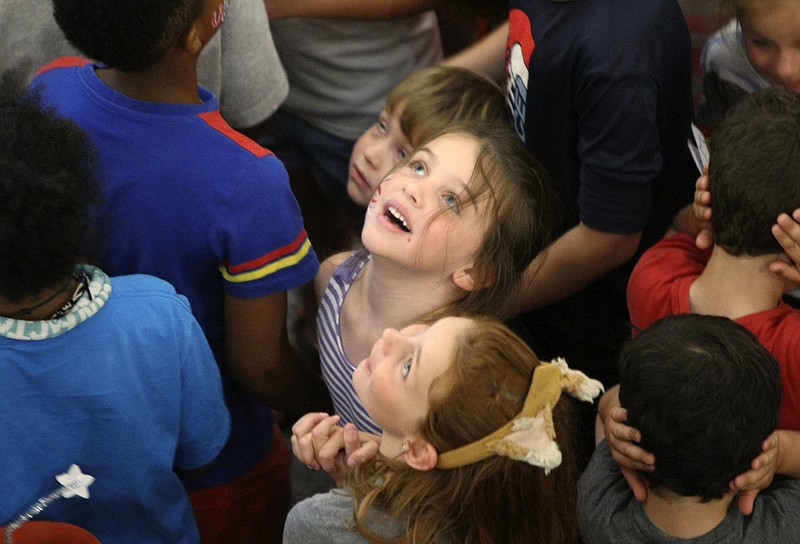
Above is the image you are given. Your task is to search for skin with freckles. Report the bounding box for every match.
[361,133,487,276]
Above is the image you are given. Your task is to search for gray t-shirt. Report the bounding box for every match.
[284,490,405,544]
[270,15,442,140]
[579,441,800,543]
[0,0,287,129]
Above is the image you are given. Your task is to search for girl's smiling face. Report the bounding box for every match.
[361,132,489,280]
[352,317,472,441]
[740,0,800,91]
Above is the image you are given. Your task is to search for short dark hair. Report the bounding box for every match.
[0,71,98,300]
[53,0,204,72]
[618,314,780,501]
[710,87,800,256]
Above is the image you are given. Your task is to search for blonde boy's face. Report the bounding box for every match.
[352,317,471,440]
[740,0,800,91]
[347,107,414,207]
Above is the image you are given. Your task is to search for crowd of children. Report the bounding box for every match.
[2,0,800,542]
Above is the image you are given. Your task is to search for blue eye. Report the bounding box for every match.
[377,120,388,135]
[443,192,461,212]
[409,161,426,175]
[401,360,412,378]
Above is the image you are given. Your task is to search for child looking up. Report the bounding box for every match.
[286,316,603,544]
[345,66,507,210]
[581,314,800,542]
[311,121,559,444]
[698,0,800,129]
[29,0,326,541]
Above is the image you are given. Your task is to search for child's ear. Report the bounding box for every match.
[402,435,438,471]
[452,267,478,292]
[184,24,205,57]
[453,266,494,292]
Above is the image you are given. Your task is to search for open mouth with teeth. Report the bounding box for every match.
[385,205,411,233]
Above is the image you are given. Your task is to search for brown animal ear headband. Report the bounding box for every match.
[436,358,603,473]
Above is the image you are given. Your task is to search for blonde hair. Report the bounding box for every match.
[385,66,507,147]
[346,317,579,544]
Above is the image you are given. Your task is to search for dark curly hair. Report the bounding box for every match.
[619,314,780,502]
[710,88,800,256]
[0,71,99,301]
[53,0,204,72]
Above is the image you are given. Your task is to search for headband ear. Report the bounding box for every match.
[435,358,604,471]
[487,404,563,474]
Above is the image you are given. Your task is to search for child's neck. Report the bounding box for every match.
[643,487,733,539]
[361,255,465,322]
[690,246,786,319]
[341,254,466,363]
[95,52,202,105]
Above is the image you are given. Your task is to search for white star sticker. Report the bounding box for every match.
[55,464,95,499]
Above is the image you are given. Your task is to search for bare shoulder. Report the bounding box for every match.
[314,251,355,301]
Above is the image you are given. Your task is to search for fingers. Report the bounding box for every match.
[290,413,341,470]
[695,228,715,251]
[621,466,648,503]
[607,408,655,471]
[774,212,800,257]
[692,175,714,249]
[342,423,362,460]
[736,489,758,516]
[345,428,380,467]
[770,213,800,285]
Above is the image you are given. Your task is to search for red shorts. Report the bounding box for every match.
[189,423,291,543]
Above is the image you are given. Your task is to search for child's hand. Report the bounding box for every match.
[290,412,346,473]
[730,431,780,516]
[770,210,800,286]
[693,172,714,250]
[606,407,655,502]
[339,423,380,469]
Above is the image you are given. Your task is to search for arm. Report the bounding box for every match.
[442,21,508,81]
[224,290,332,417]
[214,0,288,132]
[506,223,641,315]
[264,0,440,21]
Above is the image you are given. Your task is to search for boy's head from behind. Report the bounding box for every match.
[53,0,205,72]
[0,72,98,301]
[619,314,780,502]
[710,87,800,256]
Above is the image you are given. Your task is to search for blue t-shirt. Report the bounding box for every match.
[0,267,229,543]
[31,58,319,487]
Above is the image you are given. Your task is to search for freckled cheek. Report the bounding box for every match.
[368,185,382,208]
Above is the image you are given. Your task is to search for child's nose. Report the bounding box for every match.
[775,49,800,85]
[381,327,404,352]
[363,143,381,169]
[402,178,424,207]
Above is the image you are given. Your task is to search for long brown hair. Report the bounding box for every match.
[390,122,558,322]
[346,317,579,544]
